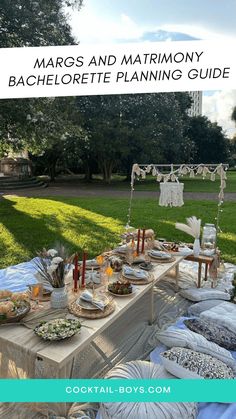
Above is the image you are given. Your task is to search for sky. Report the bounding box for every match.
[68,0,236,138]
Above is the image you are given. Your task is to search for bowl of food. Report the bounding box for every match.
[0,290,30,324]
[34,318,81,341]
[108,281,134,297]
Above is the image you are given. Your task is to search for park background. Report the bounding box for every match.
[0,0,236,269]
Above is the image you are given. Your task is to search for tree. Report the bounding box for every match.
[0,0,82,48]
[76,92,193,182]
[0,0,84,177]
[231,106,236,124]
[188,116,230,163]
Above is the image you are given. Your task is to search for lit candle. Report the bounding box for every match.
[73,253,78,292]
[141,229,146,253]
[136,229,141,255]
[81,251,87,288]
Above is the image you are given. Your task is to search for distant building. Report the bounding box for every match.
[188,91,202,117]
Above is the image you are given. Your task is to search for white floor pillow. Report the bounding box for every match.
[188,299,227,316]
[179,288,230,302]
[200,302,236,334]
[100,361,197,419]
[156,326,236,373]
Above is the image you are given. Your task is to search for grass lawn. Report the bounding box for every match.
[0,195,235,269]
[51,171,236,193]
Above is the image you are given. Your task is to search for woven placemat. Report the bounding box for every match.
[69,299,116,319]
[120,273,154,285]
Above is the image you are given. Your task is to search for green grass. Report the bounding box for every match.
[0,195,236,269]
[51,171,236,193]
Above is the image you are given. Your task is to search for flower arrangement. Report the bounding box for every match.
[34,244,74,289]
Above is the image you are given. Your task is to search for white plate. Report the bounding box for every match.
[148,251,171,260]
[123,272,148,281]
[108,287,136,297]
[76,295,109,311]
[85,265,100,270]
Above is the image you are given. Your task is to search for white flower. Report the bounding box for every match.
[52,256,63,264]
[47,249,58,257]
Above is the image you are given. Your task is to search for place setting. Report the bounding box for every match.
[121,265,154,285]
[147,249,176,263]
[69,288,116,319]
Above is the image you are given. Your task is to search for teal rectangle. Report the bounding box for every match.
[0,379,236,402]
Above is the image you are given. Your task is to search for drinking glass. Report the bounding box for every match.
[30,283,43,310]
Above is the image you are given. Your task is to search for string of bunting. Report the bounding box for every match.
[126,163,228,232]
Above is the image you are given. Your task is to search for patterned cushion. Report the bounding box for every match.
[100,361,198,419]
[179,288,230,302]
[161,347,234,379]
[188,300,226,316]
[184,319,236,351]
[156,327,236,373]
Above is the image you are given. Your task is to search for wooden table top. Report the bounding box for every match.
[0,255,184,371]
[185,254,216,264]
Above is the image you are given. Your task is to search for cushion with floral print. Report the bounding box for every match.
[160,347,234,379]
[184,318,236,351]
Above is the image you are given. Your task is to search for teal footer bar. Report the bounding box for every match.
[0,379,235,402]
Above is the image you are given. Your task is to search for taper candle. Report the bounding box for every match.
[81,251,87,288]
[136,229,141,255]
[141,229,146,253]
[73,253,78,292]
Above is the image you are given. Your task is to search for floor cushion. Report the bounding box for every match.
[179,288,230,302]
[184,319,236,351]
[99,360,198,419]
[160,347,234,379]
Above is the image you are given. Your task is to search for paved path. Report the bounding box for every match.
[2,183,236,201]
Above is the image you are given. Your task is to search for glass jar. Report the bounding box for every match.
[201,223,217,250]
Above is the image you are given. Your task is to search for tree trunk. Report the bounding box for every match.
[48,162,57,182]
[101,160,114,183]
[84,164,93,182]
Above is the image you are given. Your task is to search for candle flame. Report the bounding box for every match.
[96,255,104,265]
[105,266,113,276]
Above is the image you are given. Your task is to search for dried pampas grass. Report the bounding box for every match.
[175,216,201,239]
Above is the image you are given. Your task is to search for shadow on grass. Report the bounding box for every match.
[0,196,124,267]
[0,195,235,267]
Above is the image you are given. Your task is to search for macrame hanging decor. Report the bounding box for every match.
[159,181,184,207]
[126,163,228,232]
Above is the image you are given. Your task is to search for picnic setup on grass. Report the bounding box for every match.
[0,162,236,419]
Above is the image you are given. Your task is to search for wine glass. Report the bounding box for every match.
[30,283,43,310]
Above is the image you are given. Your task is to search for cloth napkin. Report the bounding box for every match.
[123,266,148,279]
[113,245,127,253]
[85,271,101,284]
[79,259,98,266]
[149,250,171,259]
[79,290,105,310]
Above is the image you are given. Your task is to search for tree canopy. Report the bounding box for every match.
[188,115,230,163]
[0,0,83,47]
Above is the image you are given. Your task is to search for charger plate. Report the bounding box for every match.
[148,253,176,263]
[120,272,154,285]
[0,301,30,324]
[76,294,110,311]
[69,298,116,319]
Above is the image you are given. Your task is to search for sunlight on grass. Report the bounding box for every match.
[159,220,176,226]
[0,195,235,269]
[219,232,236,243]
[0,196,124,268]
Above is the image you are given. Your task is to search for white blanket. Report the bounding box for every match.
[200,302,236,334]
